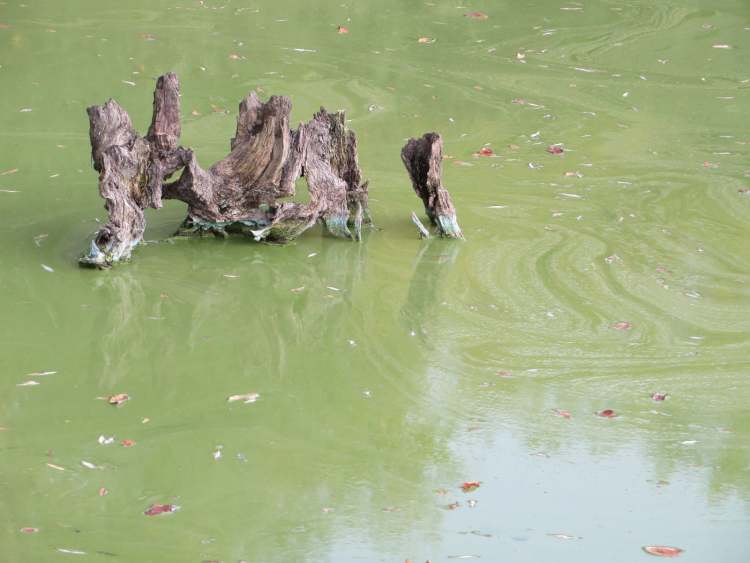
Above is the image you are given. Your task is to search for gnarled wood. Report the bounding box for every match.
[401,132,463,239]
[81,73,370,267]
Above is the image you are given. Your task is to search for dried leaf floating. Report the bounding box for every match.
[642,546,684,557]
[651,392,668,401]
[461,481,481,492]
[476,147,494,157]
[597,409,617,418]
[547,145,564,154]
[337,25,349,34]
[144,503,180,516]
[98,487,109,497]
[121,439,136,447]
[227,392,260,404]
[108,393,130,406]
[464,11,489,20]
[612,321,632,331]
[20,527,39,534]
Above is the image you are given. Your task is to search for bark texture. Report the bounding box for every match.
[81,73,369,267]
[401,132,463,239]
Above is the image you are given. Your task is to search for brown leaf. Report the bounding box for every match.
[108,393,129,406]
[1,168,18,175]
[464,11,489,20]
[144,503,179,516]
[642,546,684,557]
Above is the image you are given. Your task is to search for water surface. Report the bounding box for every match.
[1,1,749,561]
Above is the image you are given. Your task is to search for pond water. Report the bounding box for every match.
[1,0,749,561]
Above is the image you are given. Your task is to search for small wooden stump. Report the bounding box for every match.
[80,73,370,267]
[401,132,463,239]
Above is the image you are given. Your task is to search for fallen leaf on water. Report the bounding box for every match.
[337,25,348,34]
[418,37,432,44]
[516,51,526,61]
[465,11,489,20]
[144,503,179,516]
[41,264,54,273]
[98,487,108,497]
[140,33,157,41]
[81,460,99,469]
[476,147,494,157]
[508,144,520,150]
[547,145,564,154]
[17,380,40,387]
[98,435,114,445]
[290,286,305,293]
[121,439,136,447]
[565,171,583,177]
[612,321,632,330]
[0,168,18,175]
[497,370,513,377]
[227,392,260,404]
[46,463,65,471]
[651,392,668,401]
[20,527,39,533]
[435,488,448,495]
[642,546,684,557]
[447,501,461,510]
[553,409,572,419]
[597,409,617,418]
[191,110,201,116]
[228,53,242,60]
[122,80,136,87]
[108,393,129,405]
[19,108,33,113]
[0,23,11,29]
[461,481,481,492]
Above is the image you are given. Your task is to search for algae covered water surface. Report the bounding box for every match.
[1,0,749,561]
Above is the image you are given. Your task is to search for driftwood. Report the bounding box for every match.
[401,133,463,239]
[81,73,369,267]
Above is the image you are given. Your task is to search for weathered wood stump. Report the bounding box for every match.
[80,73,370,268]
[401,132,463,239]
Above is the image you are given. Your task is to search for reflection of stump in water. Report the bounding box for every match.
[81,73,370,268]
[92,273,149,389]
[401,241,462,343]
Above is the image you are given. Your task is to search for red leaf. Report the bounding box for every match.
[461,481,481,492]
[477,147,494,157]
[597,409,617,418]
[121,439,136,447]
[337,25,348,34]
[553,409,572,419]
[144,503,179,516]
[612,321,632,331]
[99,487,108,497]
[464,11,489,20]
[651,392,668,401]
[642,546,684,557]
[20,527,39,533]
[547,145,564,154]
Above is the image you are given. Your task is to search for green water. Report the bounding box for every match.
[1,0,749,561]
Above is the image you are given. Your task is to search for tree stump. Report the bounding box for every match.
[80,73,370,268]
[401,132,463,239]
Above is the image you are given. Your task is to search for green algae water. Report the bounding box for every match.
[1,0,749,561]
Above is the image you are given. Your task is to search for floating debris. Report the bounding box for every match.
[227,392,260,404]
